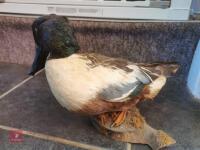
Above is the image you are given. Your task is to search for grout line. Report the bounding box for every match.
[0,69,44,100]
[126,143,132,150]
[0,124,108,150]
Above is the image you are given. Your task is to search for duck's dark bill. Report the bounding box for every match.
[28,46,49,75]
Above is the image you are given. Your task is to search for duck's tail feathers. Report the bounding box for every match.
[142,76,167,100]
[137,62,179,78]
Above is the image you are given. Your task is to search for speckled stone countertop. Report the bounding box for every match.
[0,15,200,79]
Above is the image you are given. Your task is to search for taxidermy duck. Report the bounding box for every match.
[29,14,179,127]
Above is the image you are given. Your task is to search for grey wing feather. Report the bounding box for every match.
[99,69,151,102]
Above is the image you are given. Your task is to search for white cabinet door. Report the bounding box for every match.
[0,0,192,20]
[2,0,150,7]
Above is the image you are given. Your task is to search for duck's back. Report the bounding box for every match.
[45,53,151,112]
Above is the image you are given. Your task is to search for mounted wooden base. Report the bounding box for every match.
[91,107,176,150]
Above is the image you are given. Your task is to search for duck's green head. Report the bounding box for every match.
[29,15,80,75]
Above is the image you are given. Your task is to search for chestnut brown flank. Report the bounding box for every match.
[76,98,140,116]
[76,86,151,116]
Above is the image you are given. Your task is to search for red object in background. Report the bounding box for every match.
[9,130,24,143]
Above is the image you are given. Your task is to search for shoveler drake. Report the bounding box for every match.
[29,15,179,127]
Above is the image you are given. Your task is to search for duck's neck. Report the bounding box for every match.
[50,47,79,59]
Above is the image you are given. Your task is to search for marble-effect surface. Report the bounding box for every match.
[0,70,126,150]
[0,62,29,95]
[0,62,200,150]
[0,130,82,150]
